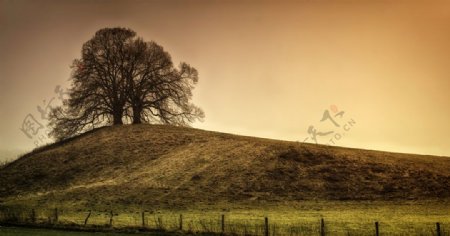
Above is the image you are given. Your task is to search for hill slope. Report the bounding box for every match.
[1,124,449,209]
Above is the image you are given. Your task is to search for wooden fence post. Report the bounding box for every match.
[54,208,58,224]
[142,212,145,227]
[375,222,379,236]
[179,214,183,230]
[264,217,269,236]
[157,216,163,230]
[436,222,441,236]
[109,210,113,227]
[320,218,325,236]
[31,209,36,223]
[84,210,91,226]
[221,214,225,233]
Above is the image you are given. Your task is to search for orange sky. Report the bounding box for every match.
[1,0,449,157]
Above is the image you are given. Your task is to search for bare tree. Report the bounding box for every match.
[49,27,204,140]
[49,28,137,139]
[125,40,204,125]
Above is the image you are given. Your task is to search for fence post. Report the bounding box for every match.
[31,209,36,223]
[142,212,145,227]
[84,210,91,226]
[436,222,441,236]
[264,217,269,236]
[54,208,58,224]
[320,218,325,236]
[157,216,163,230]
[179,214,183,230]
[375,222,379,236]
[221,214,225,233]
[109,210,113,227]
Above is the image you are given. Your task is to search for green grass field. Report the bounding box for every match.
[0,227,149,236]
[2,201,449,235]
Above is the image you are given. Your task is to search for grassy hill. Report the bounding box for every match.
[0,124,449,210]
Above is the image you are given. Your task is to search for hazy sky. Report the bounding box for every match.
[1,0,449,159]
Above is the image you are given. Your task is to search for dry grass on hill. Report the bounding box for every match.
[0,124,449,209]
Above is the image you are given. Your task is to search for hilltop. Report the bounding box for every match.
[0,124,449,209]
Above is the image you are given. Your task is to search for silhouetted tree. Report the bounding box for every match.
[49,27,204,140]
[125,39,204,125]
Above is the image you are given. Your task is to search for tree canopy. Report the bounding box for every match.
[49,27,204,140]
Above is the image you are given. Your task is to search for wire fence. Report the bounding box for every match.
[0,207,448,236]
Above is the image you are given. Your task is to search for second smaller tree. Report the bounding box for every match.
[125,40,203,125]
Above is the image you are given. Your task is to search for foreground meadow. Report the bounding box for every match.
[0,227,151,236]
[1,201,449,235]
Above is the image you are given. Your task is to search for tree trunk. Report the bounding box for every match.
[113,110,123,125]
[132,106,142,124]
